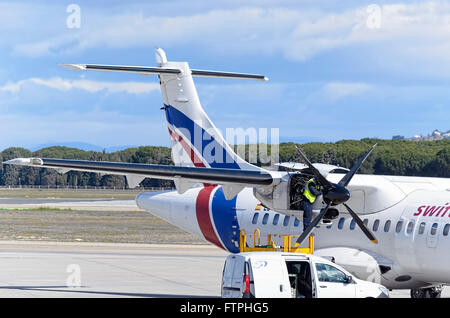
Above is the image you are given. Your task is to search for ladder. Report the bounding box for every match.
[239,229,314,254]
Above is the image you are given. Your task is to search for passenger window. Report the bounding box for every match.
[373,219,380,232]
[431,223,438,236]
[262,213,269,225]
[406,221,414,234]
[252,213,259,224]
[444,224,450,236]
[315,263,347,283]
[418,222,426,235]
[273,214,280,225]
[350,219,356,230]
[294,218,300,227]
[363,219,368,226]
[283,216,290,227]
[395,220,403,233]
[338,218,345,230]
[384,220,391,232]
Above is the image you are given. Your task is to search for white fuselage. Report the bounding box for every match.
[136,173,450,290]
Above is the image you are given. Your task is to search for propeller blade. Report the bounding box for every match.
[343,203,378,244]
[338,144,377,187]
[295,146,333,190]
[296,202,331,245]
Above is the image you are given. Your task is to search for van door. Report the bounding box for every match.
[231,256,245,296]
[286,261,314,298]
[313,262,356,298]
[250,257,291,297]
[222,255,244,297]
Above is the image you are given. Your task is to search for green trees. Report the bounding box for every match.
[0,146,173,188]
[0,139,448,188]
[424,148,450,178]
[277,139,449,178]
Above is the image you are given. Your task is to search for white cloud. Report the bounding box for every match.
[0,77,159,94]
[10,1,450,67]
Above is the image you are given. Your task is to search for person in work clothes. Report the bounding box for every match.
[301,178,322,231]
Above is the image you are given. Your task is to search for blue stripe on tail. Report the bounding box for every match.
[164,104,240,169]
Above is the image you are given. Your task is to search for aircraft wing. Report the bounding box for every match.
[4,158,276,197]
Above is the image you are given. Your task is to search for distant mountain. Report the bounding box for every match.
[393,129,450,141]
[28,142,138,153]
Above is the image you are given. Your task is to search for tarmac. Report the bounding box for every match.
[0,240,446,298]
[0,197,448,298]
[0,241,227,298]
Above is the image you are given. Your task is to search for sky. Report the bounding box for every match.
[0,0,449,150]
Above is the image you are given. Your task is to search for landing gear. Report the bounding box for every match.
[410,286,442,298]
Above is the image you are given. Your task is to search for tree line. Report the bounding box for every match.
[0,138,448,188]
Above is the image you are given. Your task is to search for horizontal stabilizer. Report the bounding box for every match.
[60,64,181,75]
[60,64,268,81]
[190,69,268,81]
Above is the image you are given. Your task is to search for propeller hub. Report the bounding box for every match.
[324,184,350,205]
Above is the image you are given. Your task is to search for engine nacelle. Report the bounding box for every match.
[253,171,324,216]
[254,162,353,215]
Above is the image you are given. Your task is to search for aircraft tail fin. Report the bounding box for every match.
[61,48,268,171]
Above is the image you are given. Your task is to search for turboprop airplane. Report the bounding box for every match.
[5,48,450,298]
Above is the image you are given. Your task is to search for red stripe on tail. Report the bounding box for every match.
[168,127,206,168]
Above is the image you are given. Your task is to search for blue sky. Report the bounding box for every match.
[0,0,449,150]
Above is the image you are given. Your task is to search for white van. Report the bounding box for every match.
[221,252,389,298]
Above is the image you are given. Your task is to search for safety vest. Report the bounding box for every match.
[303,178,319,204]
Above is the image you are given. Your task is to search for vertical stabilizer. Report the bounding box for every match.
[60,48,268,172]
[156,49,262,171]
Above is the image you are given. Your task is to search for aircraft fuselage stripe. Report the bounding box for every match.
[210,187,240,253]
[196,186,224,249]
